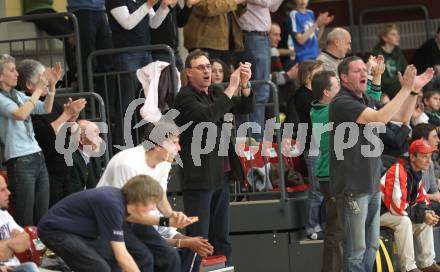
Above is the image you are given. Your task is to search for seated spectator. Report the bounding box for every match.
[411,124,440,215]
[152,209,214,258]
[39,175,190,272]
[98,120,194,272]
[422,90,440,126]
[380,139,440,272]
[412,27,440,73]
[211,59,230,85]
[379,93,411,158]
[288,0,333,63]
[372,24,407,99]
[66,120,102,196]
[151,0,200,71]
[0,174,39,272]
[0,54,58,226]
[183,0,246,65]
[16,59,86,206]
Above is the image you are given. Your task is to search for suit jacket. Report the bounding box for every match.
[174,84,255,190]
[66,150,102,195]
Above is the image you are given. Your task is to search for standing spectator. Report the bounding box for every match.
[0,174,39,272]
[174,50,255,271]
[316,27,351,76]
[310,70,341,272]
[288,0,333,64]
[268,22,298,115]
[183,0,247,65]
[371,24,408,99]
[211,59,231,84]
[151,0,200,71]
[38,175,188,272]
[412,27,440,73]
[329,57,433,271]
[237,0,283,141]
[0,54,60,226]
[288,60,324,240]
[16,59,87,207]
[23,0,76,86]
[380,139,440,272]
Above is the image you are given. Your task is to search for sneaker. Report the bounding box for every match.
[307,231,324,240]
[421,263,440,272]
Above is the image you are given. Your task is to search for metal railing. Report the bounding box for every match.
[230,80,288,202]
[0,12,83,93]
[86,44,178,157]
[358,4,430,54]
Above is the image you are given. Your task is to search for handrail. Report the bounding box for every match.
[86,44,178,155]
[358,4,430,54]
[87,44,177,96]
[0,12,84,92]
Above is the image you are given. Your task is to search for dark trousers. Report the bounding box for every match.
[7,152,49,226]
[152,50,184,71]
[48,173,68,207]
[131,224,181,272]
[39,230,117,272]
[320,182,343,272]
[73,9,113,93]
[181,174,231,272]
[39,224,153,272]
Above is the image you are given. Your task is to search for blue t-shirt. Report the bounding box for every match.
[0,89,46,160]
[38,187,127,241]
[288,9,320,63]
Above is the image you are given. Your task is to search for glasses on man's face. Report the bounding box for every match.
[191,64,212,71]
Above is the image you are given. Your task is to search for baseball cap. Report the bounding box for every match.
[409,139,438,154]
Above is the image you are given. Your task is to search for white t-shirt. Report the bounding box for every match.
[0,210,23,266]
[97,146,178,236]
[97,145,171,190]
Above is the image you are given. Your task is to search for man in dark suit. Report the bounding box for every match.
[66,120,102,195]
[174,49,255,271]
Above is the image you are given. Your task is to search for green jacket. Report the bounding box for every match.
[310,80,381,181]
[371,44,407,98]
[23,0,53,14]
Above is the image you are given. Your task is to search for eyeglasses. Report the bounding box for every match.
[190,64,212,71]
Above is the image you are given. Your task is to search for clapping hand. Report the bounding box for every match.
[316,12,334,27]
[64,98,87,121]
[48,63,63,89]
[161,0,178,8]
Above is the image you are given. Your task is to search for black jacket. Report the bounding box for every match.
[174,84,255,190]
[66,150,102,195]
[151,1,192,50]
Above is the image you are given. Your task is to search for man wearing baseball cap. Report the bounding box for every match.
[380,138,440,272]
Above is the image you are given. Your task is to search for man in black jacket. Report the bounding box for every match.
[174,50,254,271]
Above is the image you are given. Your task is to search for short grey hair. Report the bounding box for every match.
[0,54,15,74]
[326,28,350,45]
[16,59,45,91]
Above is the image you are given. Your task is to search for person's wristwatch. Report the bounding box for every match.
[240,81,251,89]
